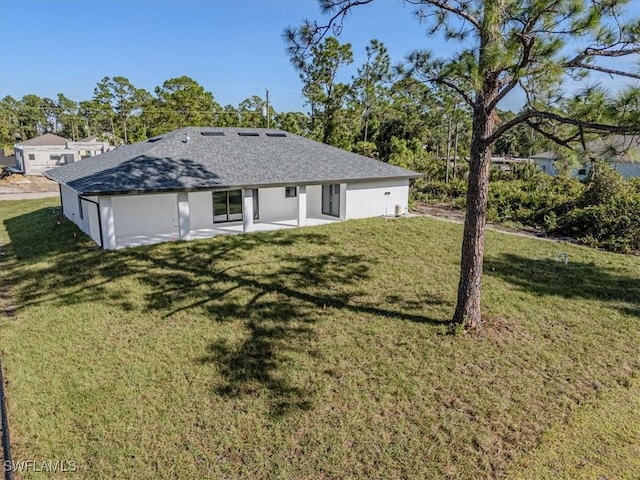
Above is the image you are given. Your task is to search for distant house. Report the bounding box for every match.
[491,156,533,173]
[44,127,420,250]
[14,133,111,175]
[532,135,640,179]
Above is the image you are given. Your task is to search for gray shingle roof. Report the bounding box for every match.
[18,133,68,147]
[44,127,420,195]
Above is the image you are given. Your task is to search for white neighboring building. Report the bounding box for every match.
[532,135,640,179]
[44,127,420,250]
[14,133,111,175]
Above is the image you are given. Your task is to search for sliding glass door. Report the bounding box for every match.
[213,190,243,223]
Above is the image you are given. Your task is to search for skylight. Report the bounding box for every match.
[147,137,162,143]
[237,132,260,137]
[266,133,287,138]
[201,131,225,136]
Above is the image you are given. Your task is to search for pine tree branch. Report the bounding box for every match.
[404,0,481,30]
[567,62,640,80]
[524,119,581,149]
[486,110,640,147]
[565,46,640,67]
[284,0,374,62]
[490,34,536,111]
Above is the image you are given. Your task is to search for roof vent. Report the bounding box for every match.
[201,131,225,136]
[266,133,286,138]
[147,137,162,143]
[238,132,260,137]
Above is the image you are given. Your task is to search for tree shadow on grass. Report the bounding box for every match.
[484,253,640,315]
[125,238,449,415]
[4,209,449,416]
[2,206,96,261]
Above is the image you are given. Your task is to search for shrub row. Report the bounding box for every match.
[412,164,640,253]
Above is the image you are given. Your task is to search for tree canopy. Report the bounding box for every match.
[285,0,640,330]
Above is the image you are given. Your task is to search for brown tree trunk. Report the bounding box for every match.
[452,105,495,329]
[122,115,128,144]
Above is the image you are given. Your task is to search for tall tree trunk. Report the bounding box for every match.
[452,105,495,329]
[363,102,370,143]
[445,114,452,183]
[122,115,128,144]
[452,0,501,330]
[453,120,459,179]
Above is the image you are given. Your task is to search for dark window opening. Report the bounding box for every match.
[578,168,587,176]
[285,187,297,198]
[201,131,225,136]
[266,133,287,137]
[253,189,259,220]
[28,153,35,160]
[238,132,260,137]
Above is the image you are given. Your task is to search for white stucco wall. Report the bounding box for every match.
[258,187,298,222]
[307,185,322,217]
[69,178,412,250]
[345,178,409,219]
[61,184,82,228]
[188,191,214,229]
[612,161,640,178]
[112,193,179,240]
[533,159,556,176]
[85,199,101,245]
[534,158,640,179]
[60,186,101,245]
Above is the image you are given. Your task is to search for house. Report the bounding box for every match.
[491,156,533,173]
[14,133,111,175]
[44,127,420,249]
[532,135,640,179]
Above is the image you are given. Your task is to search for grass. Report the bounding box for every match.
[0,197,639,479]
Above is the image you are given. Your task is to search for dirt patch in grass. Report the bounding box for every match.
[0,174,59,192]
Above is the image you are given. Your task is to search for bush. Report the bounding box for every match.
[411,163,640,253]
[552,164,640,253]
[582,162,628,206]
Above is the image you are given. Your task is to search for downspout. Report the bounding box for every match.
[78,196,104,249]
[58,184,64,215]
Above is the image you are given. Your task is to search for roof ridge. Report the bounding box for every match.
[141,127,190,157]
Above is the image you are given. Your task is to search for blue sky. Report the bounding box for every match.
[0,0,637,114]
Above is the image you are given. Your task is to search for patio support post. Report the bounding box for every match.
[177,192,191,240]
[99,196,117,250]
[297,185,307,227]
[242,189,254,232]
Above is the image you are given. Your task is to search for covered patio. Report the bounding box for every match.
[115,216,340,248]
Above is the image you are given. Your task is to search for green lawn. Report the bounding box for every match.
[0,198,639,479]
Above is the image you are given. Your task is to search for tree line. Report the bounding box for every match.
[2,38,542,169]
